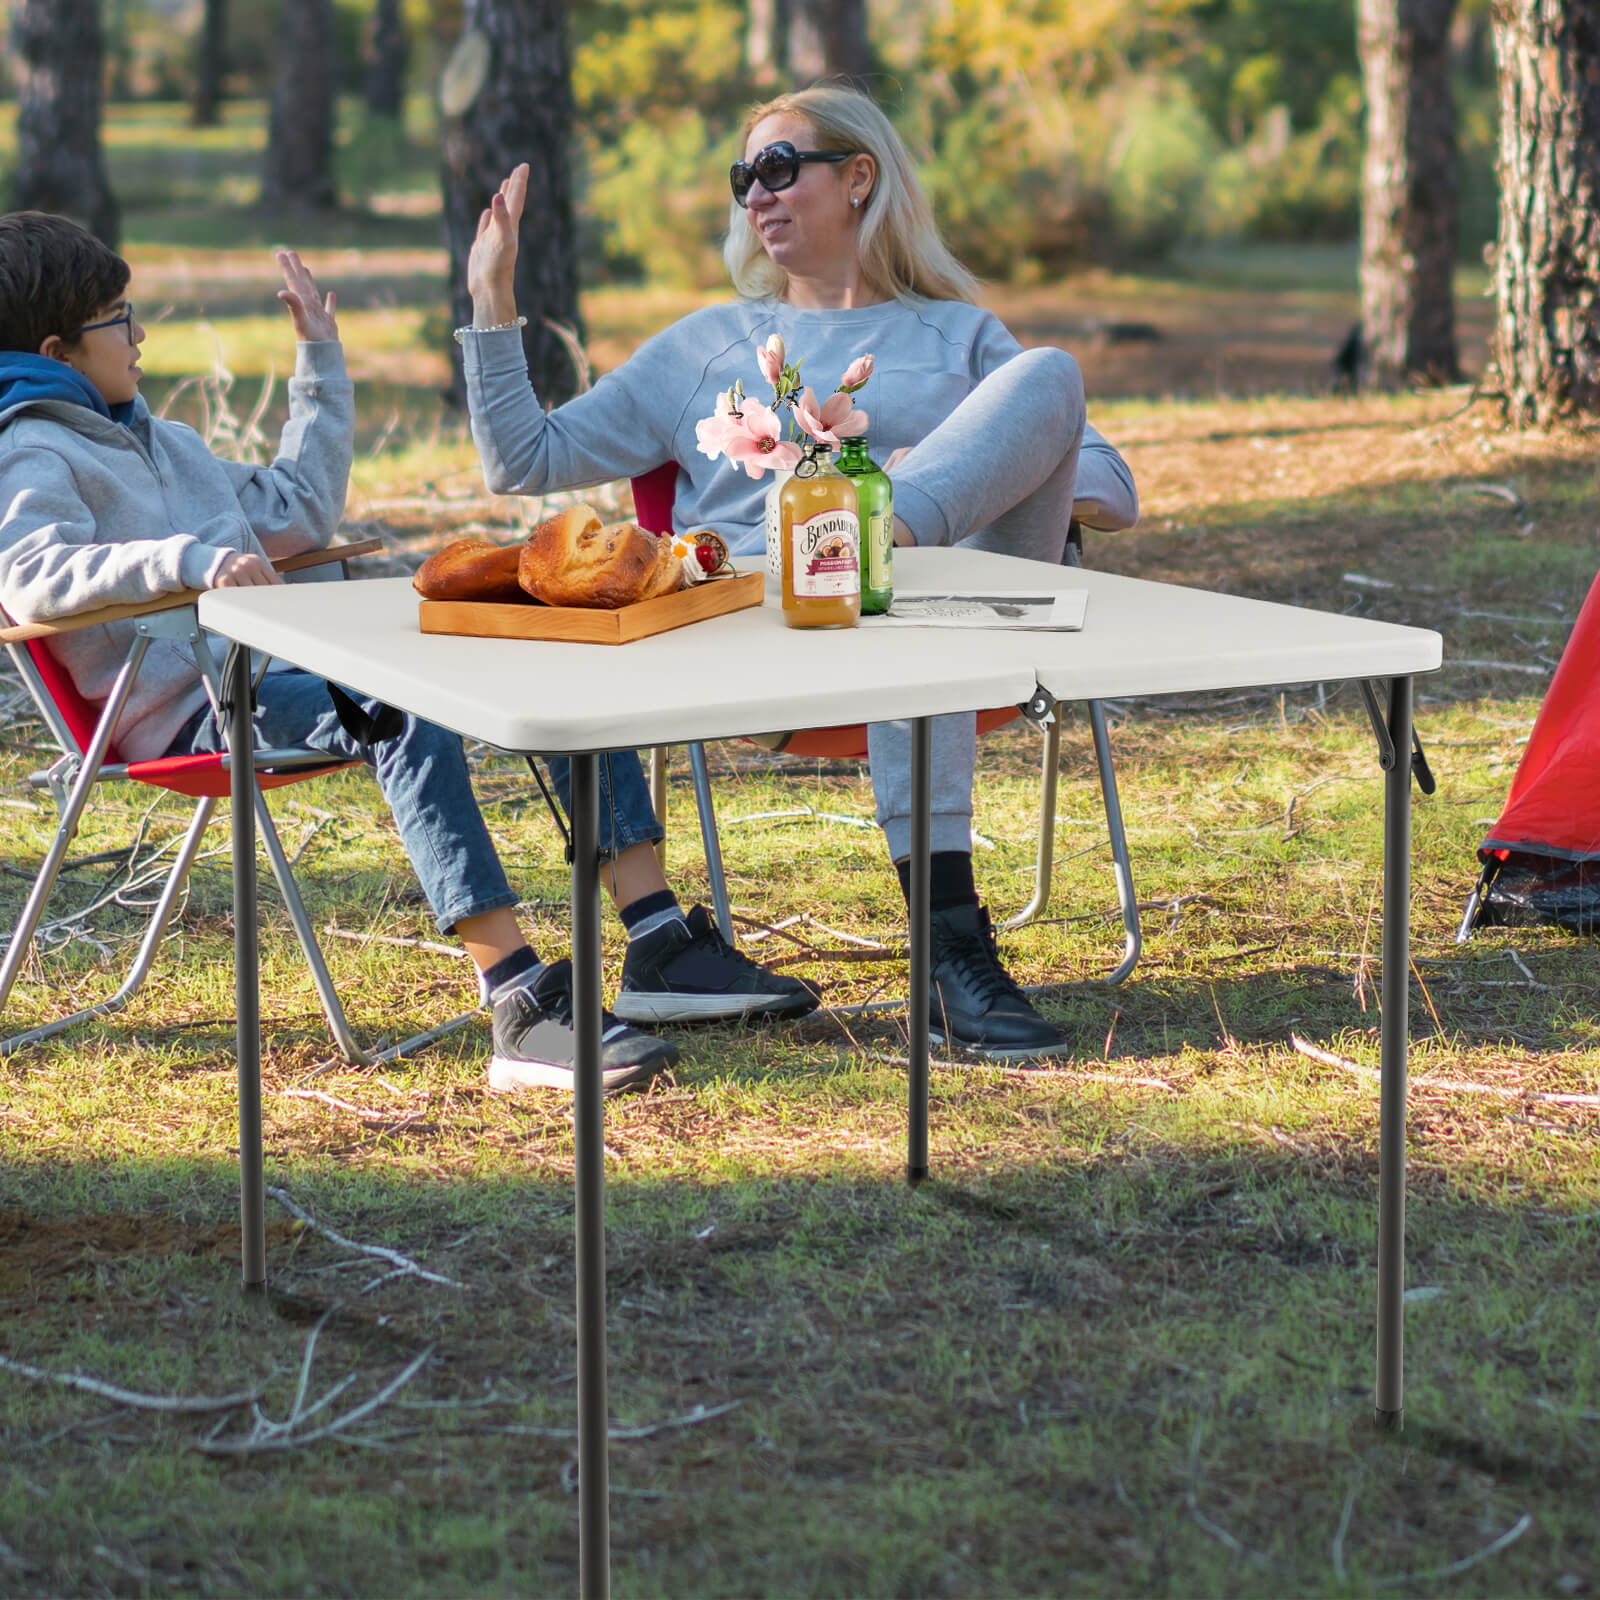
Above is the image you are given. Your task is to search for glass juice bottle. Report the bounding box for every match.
[781,440,860,629]
[837,434,893,614]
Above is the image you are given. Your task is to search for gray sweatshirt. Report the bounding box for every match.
[0,342,353,762]
[464,296,1137,553]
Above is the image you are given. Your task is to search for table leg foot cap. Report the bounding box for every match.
[1374,1407,1403,1433]
[906,1165,928,1186]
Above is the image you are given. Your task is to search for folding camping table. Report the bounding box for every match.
[199,548,1440,1600]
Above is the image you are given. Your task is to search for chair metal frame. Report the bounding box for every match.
[0,553,473,1063]
[631,466,1142,984]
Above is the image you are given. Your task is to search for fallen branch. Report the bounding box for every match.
[861,1051,1178,1091]
[1533,1397,1600,1421]
[1330,1478,1358,1581]
[194,1345,434,1456]
[0,1353,261,1414]
[1452,608,1574,626]
[1448,481,1525,513]
[281,1088,401,1120]
[1222,1119,1311,1154]
[1371,1514,1531,1588]
[767,944,908,970]
[266,1187,469,1290]
[1185,1426,1280,1569]
[1441,658,1550,677]
[1289,1036,1600,1108]
[473,1399,742,1441]
[322,923,467,960]
[733,910,889,951]
[721,807,875,831]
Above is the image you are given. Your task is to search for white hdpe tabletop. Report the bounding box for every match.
[198,548,1442,754]
[197,561,1042,754]
[897,547,1443,701]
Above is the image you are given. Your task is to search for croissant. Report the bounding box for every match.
[413,539,527,603]
[518,503,683,609]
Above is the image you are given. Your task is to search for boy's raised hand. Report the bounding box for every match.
[466,163,528,324]
[275,249,339,343]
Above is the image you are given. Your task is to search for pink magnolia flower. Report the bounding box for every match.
[694,389,744,460]
[794,385,870,446]
[757,334,786,388]
[722,396,803,477]
[838,353,874,392]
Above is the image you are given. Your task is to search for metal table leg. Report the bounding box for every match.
[908,717,931,1185]
[569,752,610,1598]
[1376,676,1411,1431]
[229,645,266,1291]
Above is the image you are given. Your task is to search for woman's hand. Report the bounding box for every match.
[275,250,339,342]
[212,552,283,589]
[467,164,528,326]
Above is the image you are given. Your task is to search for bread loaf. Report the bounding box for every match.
[413,539,527,604]
[518,503,683,609]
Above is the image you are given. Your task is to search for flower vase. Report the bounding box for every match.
[764,468,794,579]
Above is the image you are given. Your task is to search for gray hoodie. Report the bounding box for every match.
[0,341,353,762]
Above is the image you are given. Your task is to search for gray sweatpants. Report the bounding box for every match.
[866,346,1086,862]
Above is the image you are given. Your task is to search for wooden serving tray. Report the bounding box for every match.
[418,570,763,645]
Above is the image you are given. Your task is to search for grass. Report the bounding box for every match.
[3,100,1600,1598]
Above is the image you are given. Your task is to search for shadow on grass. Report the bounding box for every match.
[1,1148,1595,1595]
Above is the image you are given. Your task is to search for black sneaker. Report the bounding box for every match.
[612,905,822,1023]
[927,902,1068,1060]
[488,960,677,1095]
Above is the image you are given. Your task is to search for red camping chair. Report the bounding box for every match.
[631,463,1142,981]
[0,555,471,1063]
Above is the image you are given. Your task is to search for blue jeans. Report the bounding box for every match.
[167,667,663,934]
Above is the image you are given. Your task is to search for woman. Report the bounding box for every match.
[461,85,1138,1060]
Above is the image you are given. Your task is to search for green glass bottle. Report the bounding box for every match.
[837,434,893,614]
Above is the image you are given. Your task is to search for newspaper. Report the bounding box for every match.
[860,588,1088,630]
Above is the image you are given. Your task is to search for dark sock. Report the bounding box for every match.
[620,888,686,940]
[483,945,542,1001]
[895,851,979,914]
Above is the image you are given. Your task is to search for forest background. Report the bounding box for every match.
[0,0,1502,291]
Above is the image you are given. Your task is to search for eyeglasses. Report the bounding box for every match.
[730,142,856,207]
[76,302,137,344]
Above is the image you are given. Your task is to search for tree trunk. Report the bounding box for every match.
[747,0,791,86]
[440,1,583,408]
[366,0,411,120]
[10,0,120,246]
[192,0,229,127]
[787,0,871,88]
[1358,0,1461,387]
[1489,0,1600,426]
[261,0,338,210]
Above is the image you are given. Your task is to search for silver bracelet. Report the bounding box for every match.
[453,315,527,344]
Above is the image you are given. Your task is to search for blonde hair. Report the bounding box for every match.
[723,85,980,305]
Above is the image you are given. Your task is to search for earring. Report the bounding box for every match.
[850,196,861,208]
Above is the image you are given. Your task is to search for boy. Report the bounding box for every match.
[0,211,816,1093]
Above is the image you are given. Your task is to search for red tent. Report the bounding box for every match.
[1462,566,1600,935]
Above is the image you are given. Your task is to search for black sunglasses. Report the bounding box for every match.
[731,142,856,207]
[76,302,137,345]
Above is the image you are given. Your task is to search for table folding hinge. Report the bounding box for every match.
[215,642,259,721]
[1019,687,1056,729]
[1359,679,1436,795]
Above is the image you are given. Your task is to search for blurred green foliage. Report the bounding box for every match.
[8,0,1500,282]
[568,0,1499,284]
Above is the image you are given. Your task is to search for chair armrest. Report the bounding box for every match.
[0,539,384,645]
